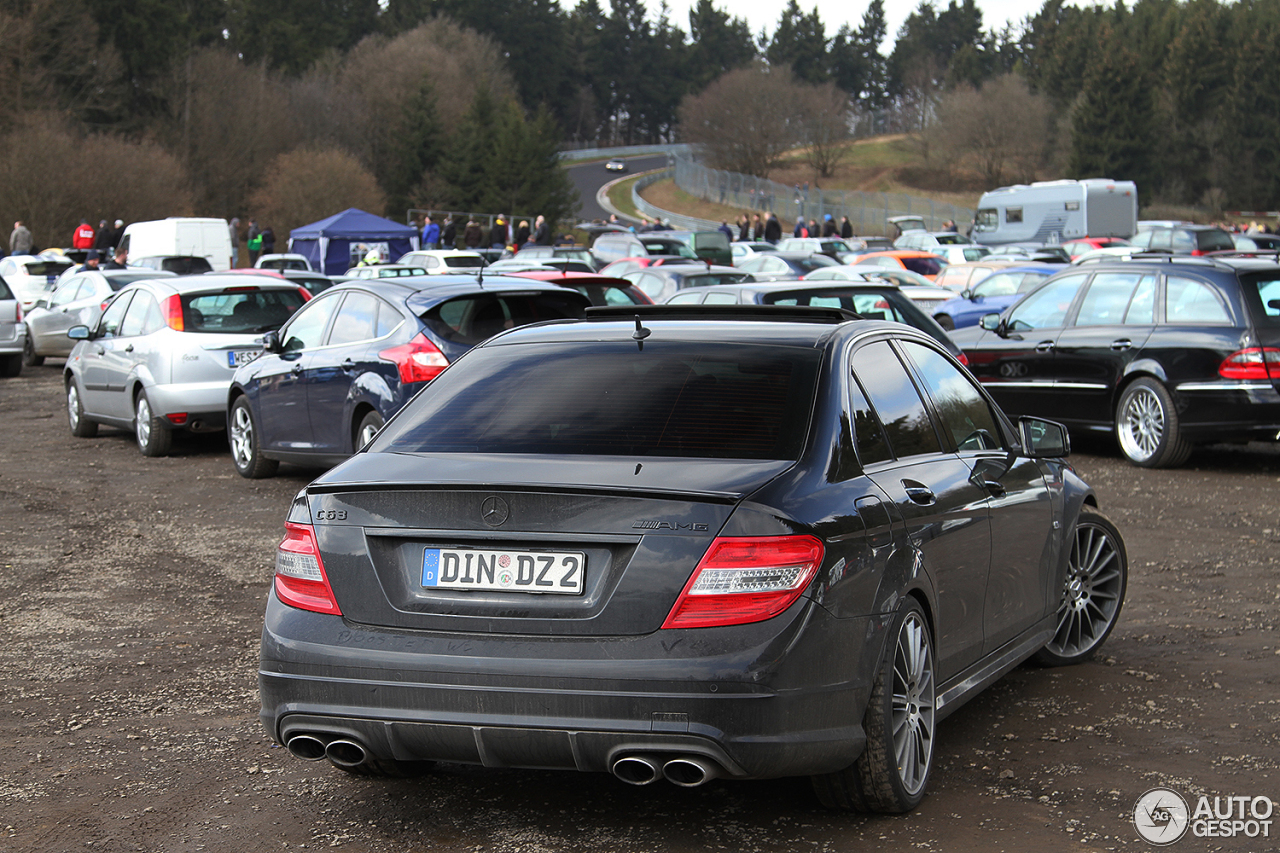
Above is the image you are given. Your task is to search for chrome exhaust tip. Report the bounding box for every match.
[285,734,328,761]
[662,756,720,787]
[611,754,661,785]
[325,739,368,768]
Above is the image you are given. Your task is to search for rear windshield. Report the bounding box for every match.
[422,292,587,345]
[681,273,752,287]
[444,256,484,269]
[107,272,164,290]
[182,288,307,333]
[374,341,821,460]
[901,256,945,277]
[1194,230,1234,252]
[22,261,73,276]
[795,255,838,272]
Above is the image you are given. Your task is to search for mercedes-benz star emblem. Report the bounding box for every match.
[481,496,509,527]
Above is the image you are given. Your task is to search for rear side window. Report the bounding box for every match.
[0,276,15,300]
[1240,274,1280,324]
[1165,276,1230,324]
[375,341,821,460]
[184,288,307,333]
[1195,229,1234,253]
[851,341,942,458]
[423,292,586,345]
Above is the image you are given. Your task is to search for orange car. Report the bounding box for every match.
[850,250,947,280]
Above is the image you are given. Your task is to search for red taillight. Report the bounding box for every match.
[273,522,341,615]
[164,294,184,331]
[379,333,448,384]
[956,351,969,366]
[15,303,21,323]
[1219,347,1280,380]
[662,535,824,629]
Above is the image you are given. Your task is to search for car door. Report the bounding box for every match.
[98,288,162,419]
[255,291,342,451]
[897,339,1056,654]
[307,291,385,454]
[78,291,134,414]
[31,276,87,352]
[1050,271,1157,427]
[964,272,1089,420]
[850,338,992,679]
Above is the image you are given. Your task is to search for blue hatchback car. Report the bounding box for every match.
[931,263,1058,331]
[226,276,590,477]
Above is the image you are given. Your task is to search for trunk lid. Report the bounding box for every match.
[305,453,793,636]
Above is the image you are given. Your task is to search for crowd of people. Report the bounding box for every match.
[713,211,859,243]
[8,217,128,259]
[414,213,555,252]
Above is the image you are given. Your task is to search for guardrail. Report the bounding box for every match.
[631,170,721,231]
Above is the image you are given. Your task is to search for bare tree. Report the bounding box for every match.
[0,115,191,248]
[934,74,1052,186]
[247,146,384,238]
[678,63,807,178]
[798,83,854,178]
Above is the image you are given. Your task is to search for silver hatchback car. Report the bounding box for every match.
[64,274,310,455]
[24,269,176,365]
[0,275,26,377]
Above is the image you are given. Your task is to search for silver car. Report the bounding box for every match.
[64,274,310,456]
[0,275,25,377]
[24,270,175,365]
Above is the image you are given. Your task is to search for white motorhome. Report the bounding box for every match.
[971,179,1138,246]
[118,218,234,272]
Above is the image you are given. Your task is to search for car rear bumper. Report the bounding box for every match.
[149,380,233,428]
[1175,380,1280,442]
[259,592,886,780]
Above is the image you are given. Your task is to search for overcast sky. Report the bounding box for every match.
[640,0,1071,46]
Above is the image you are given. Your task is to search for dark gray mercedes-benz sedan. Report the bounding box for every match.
[259,305,1126,813]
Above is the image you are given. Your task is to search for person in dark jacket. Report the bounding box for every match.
[260,226,275,255]
[738,214,749,242]
[464,220,482,248]
[441,216,457,249]
[822,214,837,237]
[764,212,782,244]
[533,215,551,245]
[515,220,531,246]
[840,216,853,239]
[93,221,113,253]
[488,217,507,249]
[794,217,804,238]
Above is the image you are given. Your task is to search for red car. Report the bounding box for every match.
[1059,237,1131,259]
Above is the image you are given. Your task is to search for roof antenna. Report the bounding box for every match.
[632,314,651,350]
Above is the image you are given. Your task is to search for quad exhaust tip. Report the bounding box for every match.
[324,739,368,767]
[611,754,661,785]
[285,734,327,761]
[662,756,719,787]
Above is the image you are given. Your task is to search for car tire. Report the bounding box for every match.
[229,396,278,479]
[812,597,935,813]
[1034,509,1127,666]
[134,390,172,457]
[934,314,955,331]
[329,757,434,778]
[67,378,98,438]
[1115,377,1191,468]
[355,410,384,451]
[0,353,21,377]
[22,332,43,367]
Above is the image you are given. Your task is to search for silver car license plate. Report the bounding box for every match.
[422,547,585,595]
[228,350,260,368]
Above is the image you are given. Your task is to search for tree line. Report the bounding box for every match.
[2,0,1279,248]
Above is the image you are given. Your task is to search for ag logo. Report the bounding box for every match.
[998,361,1029,378]
[1134,787,1190,845]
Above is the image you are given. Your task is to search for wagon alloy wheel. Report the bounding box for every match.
[1115,377,1191,468]
[1036,510,1127,666]
[22,332,44,366]
[229,397,278,479]
[811,598,935,813]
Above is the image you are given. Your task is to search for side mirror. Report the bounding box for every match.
[961,288,972,300]
[979,313,1003,333]
[1019,417,1070,458]
[67,325,91,340]
[261,330,282,353]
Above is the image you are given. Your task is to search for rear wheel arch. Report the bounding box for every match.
[1112,360,1169,410]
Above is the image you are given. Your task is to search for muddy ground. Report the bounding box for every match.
[0,364,1276,852]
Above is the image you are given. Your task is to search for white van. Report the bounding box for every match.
[971,179,1137,246]
[118,218,234,272]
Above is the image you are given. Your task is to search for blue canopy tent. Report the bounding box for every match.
[288,209,419,275]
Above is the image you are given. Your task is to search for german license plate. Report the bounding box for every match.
[421,547,585,595]
[228,350,260,368]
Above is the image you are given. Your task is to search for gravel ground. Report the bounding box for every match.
[1,363,1276,852]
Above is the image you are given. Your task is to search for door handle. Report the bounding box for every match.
[291,364,303,376]
[902,482,936,506]
[1110,339,1132,351]
[1035,340,1055,353]
[341,359,356,371]
[124,344,134,352]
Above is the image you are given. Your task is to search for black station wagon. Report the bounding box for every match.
[953,256,1280,467]
[259,305,1126,813]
